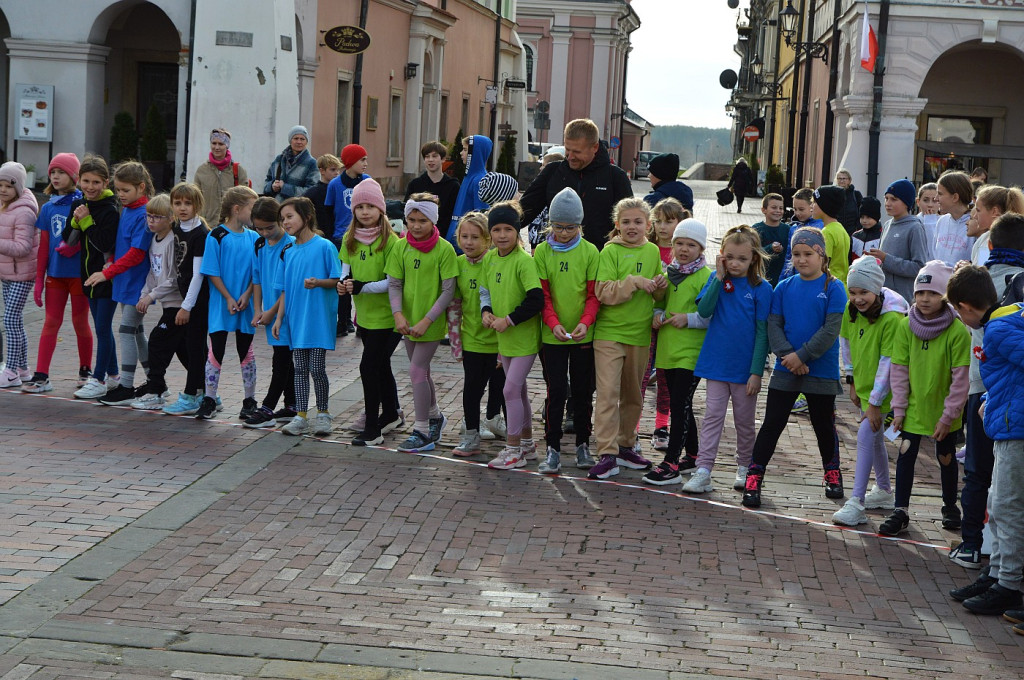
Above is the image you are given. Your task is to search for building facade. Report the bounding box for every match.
[733,0,1024,197]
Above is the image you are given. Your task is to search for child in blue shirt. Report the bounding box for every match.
[272,197,341,437]
[743,227,848,508]
[198,185,259,420]
[246,197,296,428]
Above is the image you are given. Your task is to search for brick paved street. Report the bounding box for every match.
[0,182,1021,678]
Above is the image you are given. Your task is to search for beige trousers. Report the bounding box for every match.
[593,340,648,456]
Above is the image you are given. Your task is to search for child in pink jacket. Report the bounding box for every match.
[0,162,40,387]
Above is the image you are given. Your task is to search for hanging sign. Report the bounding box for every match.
[743,125,761,142]
[323,26,371,55]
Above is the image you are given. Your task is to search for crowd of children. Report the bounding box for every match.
[3,146,1024,632]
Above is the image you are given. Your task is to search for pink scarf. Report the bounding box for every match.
[353,226,380,245]
[209,149,233,172]
[406,225,440,253]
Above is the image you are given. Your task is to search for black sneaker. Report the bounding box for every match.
[244,406,276,429]
[353,430,384,447]
[563,415,575,435]
[950,570,995,602]
[963,583,1023,615]
[239,397,258,420]
[941,505,962,531]
[345,320,355,334]
[273,407,298,422]
[428,414,447,443]
[195,396,218,420]
[336,324,348,337]
[677,455,698,473]
[78,366,92,386]
[742,472,763,508]
[642,461,682,486]
[824,469,844,499]
[98,384,136,406]
[878,509,910,536]
[1004,609,1024,625]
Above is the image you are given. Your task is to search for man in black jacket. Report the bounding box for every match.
[519,119,633,249]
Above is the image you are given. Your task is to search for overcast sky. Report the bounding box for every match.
[626,0,742,130]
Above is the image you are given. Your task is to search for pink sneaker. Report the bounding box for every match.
[0,369,22,388]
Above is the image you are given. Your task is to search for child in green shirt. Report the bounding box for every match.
[385,193,459,452]
[589,197,667,480]
[880,260,970,536]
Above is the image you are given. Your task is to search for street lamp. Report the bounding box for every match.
[777,1,829,63]
[750,54,763,78]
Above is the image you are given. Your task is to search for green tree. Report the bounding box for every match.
[448,129,466,181]
[496,134,517,176]
[109,111,138,164]
[139,103,168,161]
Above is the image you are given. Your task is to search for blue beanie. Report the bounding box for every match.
[885,179,916,213]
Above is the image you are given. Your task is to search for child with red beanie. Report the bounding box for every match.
[22,153,93,392]
[325,143,370,336]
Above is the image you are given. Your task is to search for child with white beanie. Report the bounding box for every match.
[0,161,40,387]
[832,255,909,526]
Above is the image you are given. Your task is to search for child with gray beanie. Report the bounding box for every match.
[832,255,909,527]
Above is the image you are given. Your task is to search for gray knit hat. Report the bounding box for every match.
[477,172,518,207]
[287,125,309,142]
[848,255,885,294]
[548,187,583,225]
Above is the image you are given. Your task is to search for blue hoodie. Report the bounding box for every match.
[447,135,493,249]
[37,189,84,279]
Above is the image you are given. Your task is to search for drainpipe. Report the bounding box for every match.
[352,0,369,144]
[867,0,890,196]
[819,0,842,183]
[795,0,816,189]
[489,4,501,170]
[180,0,197,180]
[766,0,783,172]
[784,0,804,186]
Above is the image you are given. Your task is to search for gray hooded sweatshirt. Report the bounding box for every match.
[879,214,928,303]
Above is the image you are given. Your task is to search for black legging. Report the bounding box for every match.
[539,343,594,448]
[209,329,254,364]
[664,367,700,463]
[463,350,504,431]
[145,307,188,394]
[184,301,209,396]
[751,388,840,471]
[262,345,295,410]
[895,431,959,509]
[359,326,402,432]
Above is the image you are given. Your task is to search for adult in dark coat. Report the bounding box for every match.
[834,168,864,236]
[643,153,694,210]
[727,158,754,213]
[519,118,633,249]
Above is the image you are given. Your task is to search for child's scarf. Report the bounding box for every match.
[908,302,955,341]
[407,225,440,254]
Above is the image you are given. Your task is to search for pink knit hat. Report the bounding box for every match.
[914,260,953,296]
[350,178,386,214]
[48,153,81,183]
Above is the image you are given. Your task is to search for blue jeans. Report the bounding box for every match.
[960,392,993,550]
[88,297,118,381]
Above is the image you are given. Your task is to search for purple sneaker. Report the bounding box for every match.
[587,454,620,480]
[616,445,653,470]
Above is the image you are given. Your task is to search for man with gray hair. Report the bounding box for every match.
[519,119,633,249]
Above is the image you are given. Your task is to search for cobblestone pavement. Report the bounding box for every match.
[0,181,1021,678]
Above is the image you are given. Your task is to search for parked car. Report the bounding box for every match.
[634,150,658,179]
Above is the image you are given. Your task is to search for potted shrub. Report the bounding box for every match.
[110,111,138,164]
[139,103,169,190]
[447,128,466,181]
[24,164,36,188]
[765,164,785,195]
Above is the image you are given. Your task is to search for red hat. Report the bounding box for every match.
[48,152,81,184]
[341,144,368,169]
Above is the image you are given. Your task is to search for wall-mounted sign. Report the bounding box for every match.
[743,125,761,142]
[505,79,527,90]
[324,26,371,55]
[15,84,53,142]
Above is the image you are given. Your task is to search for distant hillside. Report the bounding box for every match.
[649,126,733,167]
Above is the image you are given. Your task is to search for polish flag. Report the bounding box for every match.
[860,3,878,72]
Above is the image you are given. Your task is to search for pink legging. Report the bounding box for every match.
[499,354,536,437]
[405,339,440,429]
[36,277,93,374]
[695,379,757,472]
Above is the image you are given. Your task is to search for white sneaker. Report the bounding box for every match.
[74,377,108,399]
[833,497,868,526]
[487,446,526,470]
[863,484,895,510]
[0,369,22,388]
[17,368,32,382]
[106,375,120,391]
[479,419,496,440]
[520,439,538,461]
[346,410,366,433]
[682,467,714,493]
[734,465,748,491]
[281,415,310,436]
[313,412,333,436]
[131,393,166,410]
[21,378,52,393]
[482,414,506,439]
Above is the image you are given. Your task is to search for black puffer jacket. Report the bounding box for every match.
[519,142,633,249]
[62,191,120,299]
[836,185,864,236]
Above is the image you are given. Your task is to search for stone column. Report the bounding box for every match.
[548,28,571,142]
